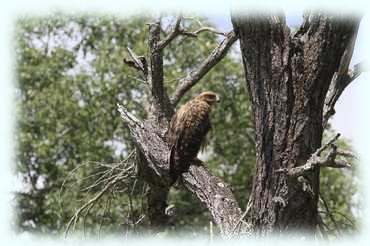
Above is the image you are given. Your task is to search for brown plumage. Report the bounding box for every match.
[167,91,220,185]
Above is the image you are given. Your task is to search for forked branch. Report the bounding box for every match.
[170,31,238,106]
[322,20,366,127]
[157,15,228,51]
[156,15,182,51]
[123,47,148,78]
[276,134,352,178]
[323,60,369,127]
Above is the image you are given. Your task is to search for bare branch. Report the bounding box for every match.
[156,15,182,51]
[182,27,228,37]
[170,31,238,106]
[157,15,228,51]
[351,60,370,80]
[182,162,251,236]
[65,175,120,236]
[123,47,148,77]
[276,133,351,178]
[322,22,364,127]
[117,103,144,129]
[323,59,369,127]
[64,152,136,236]
[317,133,341,156]
[337,150,358,160]
[117,105,170,181]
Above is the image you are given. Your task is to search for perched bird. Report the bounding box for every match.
[167,91,220,185]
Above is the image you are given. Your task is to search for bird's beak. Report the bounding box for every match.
[216,95,220,103]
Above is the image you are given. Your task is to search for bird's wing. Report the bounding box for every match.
[168,106,189,184]
[169,130,184,184]
[199,113,212,152]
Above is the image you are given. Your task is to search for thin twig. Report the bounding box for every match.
[182,27,227,37]
[65,177,118,236]
[64,152,136,236]
[319,195,339,235]
[230,206,250,234]
[317,133,340,156]
[98,195,111,235]
[330,210,355,226]
[317,213,330,241]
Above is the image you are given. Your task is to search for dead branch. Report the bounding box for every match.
[323,59,369,127]
[181,27,228,37]
[65,176,119,236]
[123,47,148,78]
[317,133,341,156]
[156,15,182,51]
[276,133,351,178]
[117,103,144,129]
[117,104,170,181]
[170,31,238,106]
[182,162,250,236]
[322,18,366,127]
[157,15,228,51]
[64,152,136,236]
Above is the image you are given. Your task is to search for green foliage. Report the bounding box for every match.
[14,13,359,237]
[15,14,151,234]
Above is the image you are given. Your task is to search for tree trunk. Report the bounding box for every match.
[231,11,359,234]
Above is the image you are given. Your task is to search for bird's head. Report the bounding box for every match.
[196,91,220,105]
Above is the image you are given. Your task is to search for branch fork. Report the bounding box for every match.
[123,47,148,78]
[276,133,352,178]
[156,15,228,51]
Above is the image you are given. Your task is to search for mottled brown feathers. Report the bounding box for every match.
[167,91,219,185]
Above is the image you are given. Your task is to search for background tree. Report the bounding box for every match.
[15,12,361,238]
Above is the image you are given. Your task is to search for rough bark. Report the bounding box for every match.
[147,20,173,124]
[183,163,246,235]
[231,11,360,234]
